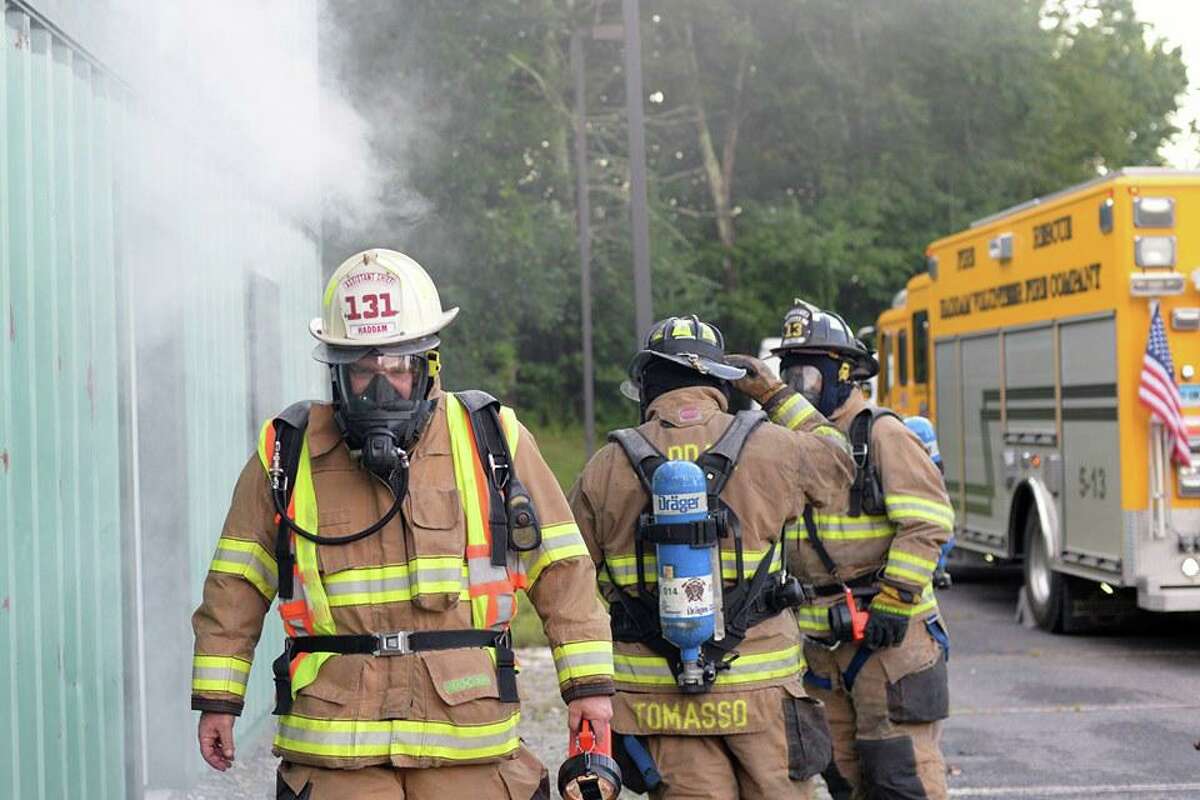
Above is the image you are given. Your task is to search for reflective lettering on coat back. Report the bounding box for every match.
[632,699,748,732]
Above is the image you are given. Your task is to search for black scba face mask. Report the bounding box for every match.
[332,357,435,478]
[781,354,853,417]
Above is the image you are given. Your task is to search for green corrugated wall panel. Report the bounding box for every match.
[6,10,46,800]
[2,9,126,798]
[50,35,86,800]
[29,26,66,800]
[0,7,13,798]
[1,2,325,795]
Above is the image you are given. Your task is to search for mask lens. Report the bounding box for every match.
[782,364,823,399]
[347,354,424,400]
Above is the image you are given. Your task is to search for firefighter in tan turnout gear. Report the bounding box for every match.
[570,316,855,799]
[733,300,953,800]
[191,249,614,799]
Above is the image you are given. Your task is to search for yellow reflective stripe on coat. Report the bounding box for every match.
[870,593,939,618]
[812,424,847,445]
[613,645,801,687]
[769,393,814,430]
[884,494,954,531]
[784,514,893,543]
[521,521,590,586]
[192,655,251,697]
[275,712,521,761]
[883,549,939,586]
[321,558,470,607]
[600,547,782,587]
[209,537,277,600]
[795,605,831,636]
[552,641,615,684]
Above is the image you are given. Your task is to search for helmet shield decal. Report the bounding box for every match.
[336,264,403,340]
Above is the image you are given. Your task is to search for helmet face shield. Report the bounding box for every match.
[782,363,824,405]
[344,354,426,401]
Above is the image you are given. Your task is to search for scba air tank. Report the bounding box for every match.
[652,459,721,692]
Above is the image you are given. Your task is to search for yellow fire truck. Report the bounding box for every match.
[877,168,1200,631]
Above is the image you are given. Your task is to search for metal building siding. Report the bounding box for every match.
[1,1,325,796]
[3,7,125,799]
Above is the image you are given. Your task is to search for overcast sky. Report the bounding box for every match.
[1134,0,1200,168]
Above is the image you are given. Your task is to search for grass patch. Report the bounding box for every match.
[525,422,591,492]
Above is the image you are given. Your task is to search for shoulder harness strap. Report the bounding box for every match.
[607,427,667,494]
[455,390,541,566]
[271,401,312,601]
[697,410,766,500]
[847,406,901,517]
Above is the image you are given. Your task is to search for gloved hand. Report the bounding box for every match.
[863,608,908,649]
[726,354,786,406]
[864,584,917,649]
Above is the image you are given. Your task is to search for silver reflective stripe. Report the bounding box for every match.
[602,550,779,583]
[214,544,278,591]
[323,567,464,599]
[556,650,613,669]
[192,666,248,685]
[276,720,519,753]
[277,722,391,748]
[614,658,673,681]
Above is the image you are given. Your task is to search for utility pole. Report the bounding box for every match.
[570,28,596,456]
[622,0,653,340]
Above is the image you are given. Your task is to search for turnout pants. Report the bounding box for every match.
[640,685,829,800]
[276,744,548,799]
[803,618,950,800]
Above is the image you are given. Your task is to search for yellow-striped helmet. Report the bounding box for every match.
[621,315,746,400]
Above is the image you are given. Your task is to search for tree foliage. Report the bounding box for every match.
[325,0,1185,429]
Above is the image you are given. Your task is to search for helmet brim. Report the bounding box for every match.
[312,334,442,364]
[627,350,747,383]
[308,307,460,351]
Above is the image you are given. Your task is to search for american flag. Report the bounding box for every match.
[1138,304,1192,466]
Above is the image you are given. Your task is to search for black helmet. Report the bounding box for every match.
[621,315,746,401]
[770,300,878,380]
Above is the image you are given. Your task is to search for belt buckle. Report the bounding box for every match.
[374,631,412,656]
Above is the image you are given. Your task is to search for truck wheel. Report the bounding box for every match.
[1022,511,1070,632]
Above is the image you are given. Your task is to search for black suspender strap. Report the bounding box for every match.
[803,504,841,580]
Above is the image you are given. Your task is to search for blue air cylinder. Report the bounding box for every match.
[652,460,718,691]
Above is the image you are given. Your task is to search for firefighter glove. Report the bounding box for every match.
[727,354,786,405]
[865,585,918,649]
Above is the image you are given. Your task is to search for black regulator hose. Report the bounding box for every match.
[270,461,409,546]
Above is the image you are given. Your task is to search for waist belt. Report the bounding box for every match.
[286,629,518,703]
[811,573,879,598]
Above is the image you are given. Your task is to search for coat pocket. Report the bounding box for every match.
[290,655,363,719]
[406,487,467,611]
[423,648,501,707]
[782,686,833,782]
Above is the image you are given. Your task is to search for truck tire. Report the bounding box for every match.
[1022,510,1070,632]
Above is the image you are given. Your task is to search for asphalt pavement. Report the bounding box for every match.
[940,573,1200,799]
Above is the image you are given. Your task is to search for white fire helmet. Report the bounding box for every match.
[309,249,459,363]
